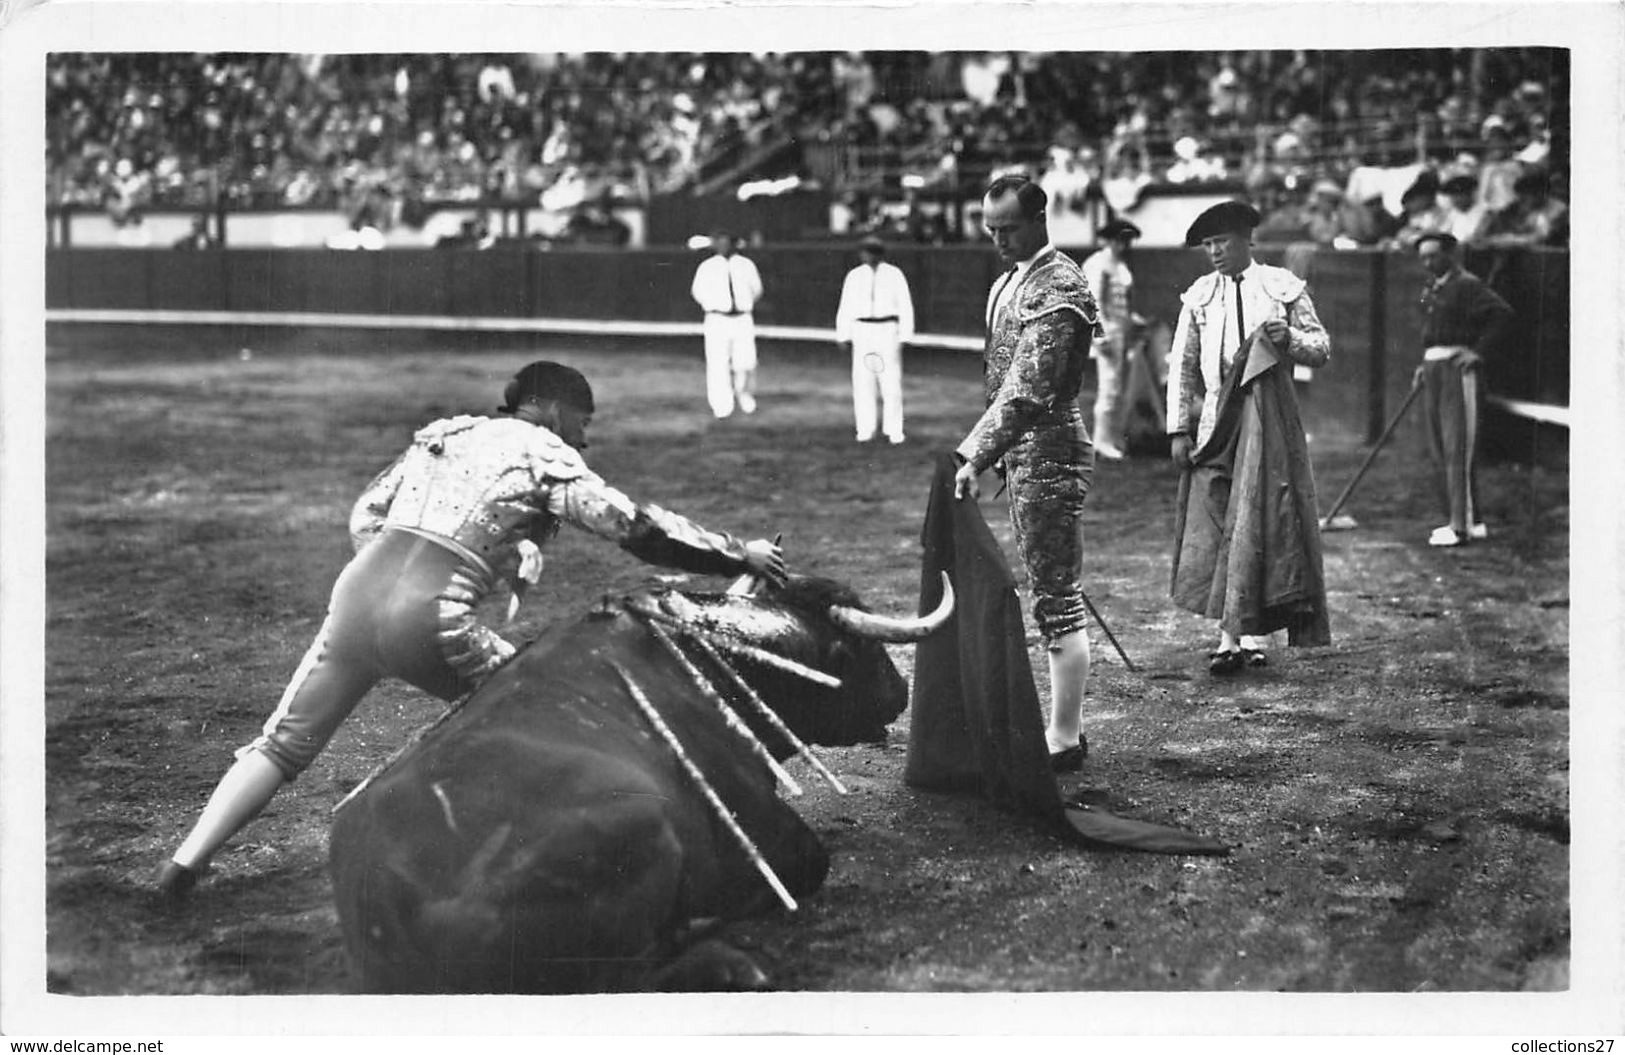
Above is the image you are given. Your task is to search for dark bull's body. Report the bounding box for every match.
[328,575,947,993]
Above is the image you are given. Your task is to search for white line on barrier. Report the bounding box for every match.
[46,309,1570,422]
[45,308,985,352]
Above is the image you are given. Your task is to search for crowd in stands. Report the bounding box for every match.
[48,52,838,230]
[47,49,1567,249]
[824,49,1567,248]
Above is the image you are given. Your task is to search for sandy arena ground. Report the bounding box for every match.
[30,322,1584,1029]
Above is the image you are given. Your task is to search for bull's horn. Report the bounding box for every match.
[827,572,955,642]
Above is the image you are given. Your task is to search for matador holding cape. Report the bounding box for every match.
[953,174,1104,774]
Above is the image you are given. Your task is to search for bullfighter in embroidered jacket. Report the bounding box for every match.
[155,362,785,902]
[1167,201,1331,676]
[954,175,1103,775]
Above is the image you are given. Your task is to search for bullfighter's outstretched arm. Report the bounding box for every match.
[551,473,754,578]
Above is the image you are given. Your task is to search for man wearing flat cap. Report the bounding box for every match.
[835,235,916,444]
[1413,231,1514,548]
[1167,200,1331,675]
[1080,218,1144,460]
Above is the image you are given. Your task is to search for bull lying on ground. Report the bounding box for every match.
[328,573,951,993]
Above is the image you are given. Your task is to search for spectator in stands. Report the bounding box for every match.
[563,197,631,247]
[172,214,216,250]
[1411,232,1514,548]
[1481,168,1569,248]
[834,235,915,445]
[1336,185,1400,247]
[689,229,764,419]
[1476,116,1525,214]
[1387,172,1449,251]
[1165,135,1227,184]
[1039,122,1097,216]
[44,49,1572,248]
[436,212,495,249]
[1436,173,1490,246]
[1304,179,1355,245]
[1251,179,1310,244]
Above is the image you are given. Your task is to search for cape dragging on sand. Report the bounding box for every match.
[1170,332,1331,646]
[909,451,1229,855]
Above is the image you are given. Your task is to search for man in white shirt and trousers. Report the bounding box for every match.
[835,235,916,444]
[690,229,765,419]
[1079,218,1143,460]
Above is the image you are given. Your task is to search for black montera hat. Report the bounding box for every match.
[499,361,595,415]
[1184,201,1262,246]
[1098,218,1142,241]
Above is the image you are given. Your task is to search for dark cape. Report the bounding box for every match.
[1171,331,1331,645]
[908,452,1229,855]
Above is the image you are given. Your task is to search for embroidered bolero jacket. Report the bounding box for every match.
[349,416,750,588]
[1167,264,1329,447]
[957,249,1104,473]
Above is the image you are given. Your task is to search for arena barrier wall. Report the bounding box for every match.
[45,244,1567,455]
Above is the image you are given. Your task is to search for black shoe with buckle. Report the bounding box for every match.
[1208,649,1243,675]
[1048,734,1089,773]
[1242,648,1268,668]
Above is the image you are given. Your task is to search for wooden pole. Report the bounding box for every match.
[1367,250,1389,444]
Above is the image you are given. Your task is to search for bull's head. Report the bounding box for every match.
[649,573,953,749]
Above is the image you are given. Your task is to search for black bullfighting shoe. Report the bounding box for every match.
[1208,649,1243,675]
[1048,734,1089,774]
[153,860,201,902]
[1242,648,1269,669]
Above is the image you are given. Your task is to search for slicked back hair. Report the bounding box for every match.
[984,174,1048,221]
[500,361,596,415]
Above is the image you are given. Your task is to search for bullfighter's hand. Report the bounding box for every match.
[953,460,981,501]
[515,539,545,585]
[1170,434,1195,469]
[1455,349,1483,372]
[743,539,788,587]
[1262,318,1290,350]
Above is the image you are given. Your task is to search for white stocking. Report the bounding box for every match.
[1045,629,1091,753]
[170,749,287,871]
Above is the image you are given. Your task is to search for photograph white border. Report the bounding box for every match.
[3,0,1620,1040]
